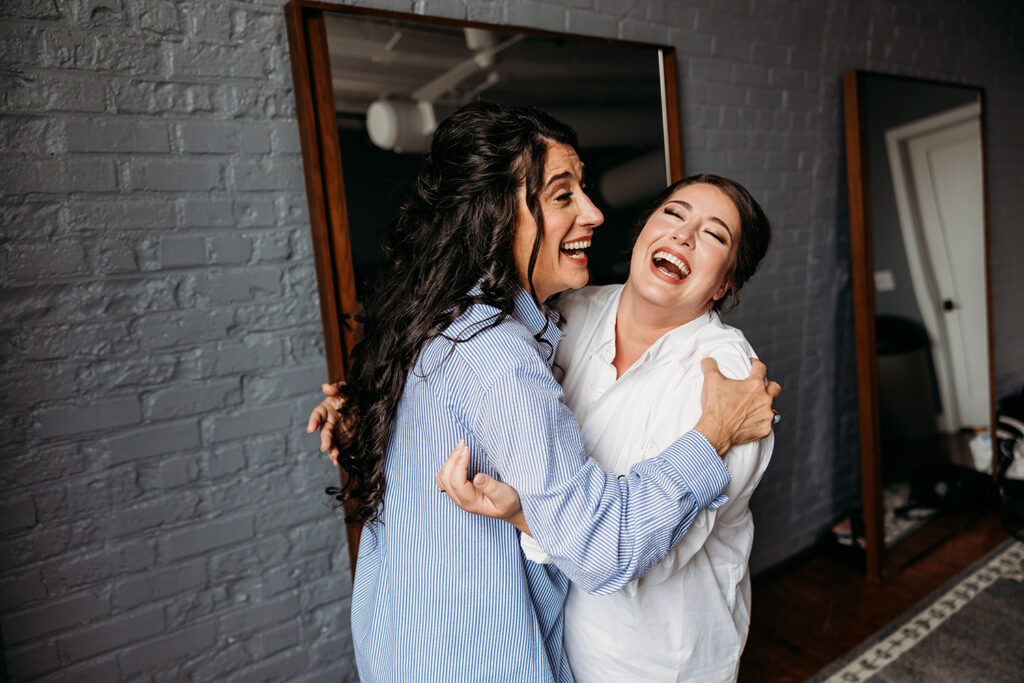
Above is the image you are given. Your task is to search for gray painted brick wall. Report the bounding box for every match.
[1,0,1021,680]
[0,0,353,679]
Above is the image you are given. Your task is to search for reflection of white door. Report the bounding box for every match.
[886,102,989,431]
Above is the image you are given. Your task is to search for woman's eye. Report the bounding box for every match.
[664,208,683,219]
[705,229,726,244]
[556,192,573,202]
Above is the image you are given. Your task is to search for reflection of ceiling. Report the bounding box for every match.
[323,12,669,208]
[323,13,663,119]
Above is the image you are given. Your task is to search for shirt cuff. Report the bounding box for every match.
[659,430,731,510]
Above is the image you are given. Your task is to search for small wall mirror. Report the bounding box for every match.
[842,70,994,582]
[284,1,683,572]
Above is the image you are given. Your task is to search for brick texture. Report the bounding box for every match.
[1,0,1021,680]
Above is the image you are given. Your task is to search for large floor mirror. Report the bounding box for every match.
[842,71,995,582]
[284,1,683,573]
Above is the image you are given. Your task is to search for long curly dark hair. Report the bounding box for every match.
[334,101,577,526]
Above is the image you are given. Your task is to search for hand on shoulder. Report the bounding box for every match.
[693,357,781,455]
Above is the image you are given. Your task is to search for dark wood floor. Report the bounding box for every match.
[738,509,1019,682]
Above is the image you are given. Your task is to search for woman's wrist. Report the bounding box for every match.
[509,510,532,536]
[692,417,731,457]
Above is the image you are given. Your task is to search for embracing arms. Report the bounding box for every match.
[311,357,778,467]
[307,356,779,593]
[435,356,778,537]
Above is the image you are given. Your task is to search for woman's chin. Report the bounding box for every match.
[574,268,593,289]
[557,276,589,296]
[561,262,591,288]
[535,262,591,300]
[626,279,705,317]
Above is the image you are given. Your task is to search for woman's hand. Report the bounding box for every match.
[694,357,781,456]
[305,382,356,466]
[436,442,531,535]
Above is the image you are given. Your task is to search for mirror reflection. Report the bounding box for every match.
[854,73,992,553]
[323,12,673,303]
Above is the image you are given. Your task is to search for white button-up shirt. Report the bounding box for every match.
[522,284,774,682]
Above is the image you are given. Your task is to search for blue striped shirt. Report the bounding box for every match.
[350,286,731,682]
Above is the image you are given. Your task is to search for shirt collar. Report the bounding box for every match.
[467,279,564,357]
[645,311,716,362]
[512,286,564,354]
[595,287,718,365]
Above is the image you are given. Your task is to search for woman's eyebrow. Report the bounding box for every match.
[543,170,576,191]
[543,162,584,189]
[665,200,733,238]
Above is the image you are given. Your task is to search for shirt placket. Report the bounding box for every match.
[574,338,616,423]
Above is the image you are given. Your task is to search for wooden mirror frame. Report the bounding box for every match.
[284,0,684,576]
[842,70,996,583]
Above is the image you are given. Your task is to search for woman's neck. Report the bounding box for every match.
[611,281,708,378]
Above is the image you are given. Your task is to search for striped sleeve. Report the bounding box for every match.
[473,347,730,596]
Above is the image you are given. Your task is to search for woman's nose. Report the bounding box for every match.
[579,192,604,228]
[670,224,696,246]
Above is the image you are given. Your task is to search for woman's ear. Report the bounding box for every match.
[712,278,731,301]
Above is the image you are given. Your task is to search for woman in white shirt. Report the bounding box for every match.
[438,173,774,682]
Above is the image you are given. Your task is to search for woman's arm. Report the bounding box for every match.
[437,345,778,585]
[436,441,774,577]
[436,441,774,579]
[308,348,778,594]
[436,442,531,535]
[436,355,777,521]
[469,357,721,596]
[309,356,778,466]
[447,348,775,596]
[437,444,558,565]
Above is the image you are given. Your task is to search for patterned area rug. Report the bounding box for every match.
[809,534,1024,682]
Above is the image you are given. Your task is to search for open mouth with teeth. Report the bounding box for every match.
[560,238,592,263]
[651,249,690,280]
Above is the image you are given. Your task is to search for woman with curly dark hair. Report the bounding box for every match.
[310,101,778,682]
